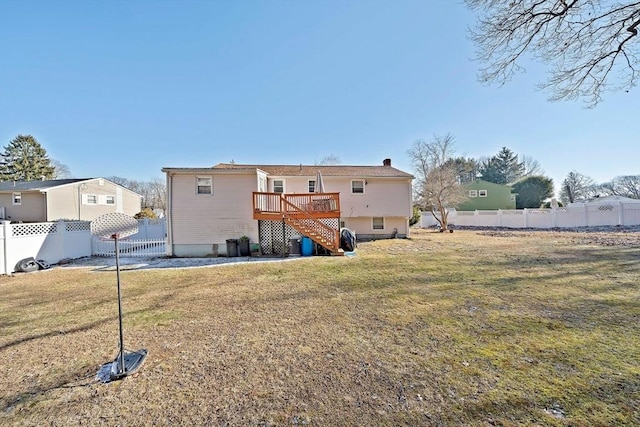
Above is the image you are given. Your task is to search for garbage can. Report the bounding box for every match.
[226,239,238,257]
[289,238,301,255]
[301,237,313,256]
[238,238,250,256]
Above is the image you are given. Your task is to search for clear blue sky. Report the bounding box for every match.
[1,0,639,197]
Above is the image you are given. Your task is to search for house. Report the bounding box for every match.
[578,195,640,207]
[0,178,142,222]
[456,180,516,211]
[162,159,414,257]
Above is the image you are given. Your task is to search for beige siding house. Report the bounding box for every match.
[0,178,142,222]
[162,159,413,257]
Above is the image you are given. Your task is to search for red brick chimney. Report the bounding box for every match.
[383,158,391,167]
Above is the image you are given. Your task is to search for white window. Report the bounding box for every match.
[273,180,284,193]
[12,192,21,205]
[372,217,384,230]
[86,194,97,204]
[308,180,316,193]
[197,176,212,195]
[106,195,115,205]
[469,190,478,197]
[351,180,365,194]
[478,190,487,197]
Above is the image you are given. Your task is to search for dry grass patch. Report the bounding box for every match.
[1,229,639,426]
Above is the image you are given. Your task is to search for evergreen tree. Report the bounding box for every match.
[0,135,55,182]
[479,147,525,184]
[444,156,480,184]
[512,176,554,209]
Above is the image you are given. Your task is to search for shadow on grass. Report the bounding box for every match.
[1,364,100,413]
[0,316,117,351]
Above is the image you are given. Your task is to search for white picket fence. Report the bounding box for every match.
[421,202,640,229]
[0,218,167,275]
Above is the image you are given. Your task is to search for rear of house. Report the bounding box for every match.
[163,159,413,257]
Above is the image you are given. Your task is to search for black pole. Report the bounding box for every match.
[114,236,125,374]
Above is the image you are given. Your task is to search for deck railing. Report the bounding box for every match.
[253,192,341,217]
[280,197,340,253]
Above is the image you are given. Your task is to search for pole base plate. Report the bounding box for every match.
[109,349,148,381]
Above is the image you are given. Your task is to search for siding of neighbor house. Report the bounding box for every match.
[168,170,260,256]
[45,180,141,221]
[456,180,516,211]
[0,192,46,222]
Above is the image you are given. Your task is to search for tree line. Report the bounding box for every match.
[0,135,167,215]
[408,134,640,231]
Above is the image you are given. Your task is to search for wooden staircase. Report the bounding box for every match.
[281,198,343,256]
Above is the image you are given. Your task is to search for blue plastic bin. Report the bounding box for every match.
[301,237,313,256]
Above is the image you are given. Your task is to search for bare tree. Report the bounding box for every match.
[106,176,167,213]
[467,0,640,107]
[560,171,597,204]
[521,155,545,177]
[147,178,168,213]
[599,175,640,198]
[51,159,73,179]
[407,134,468,231]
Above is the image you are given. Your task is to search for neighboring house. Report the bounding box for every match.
[0,178,142,222]
[577,195,640,207]
[162,159,414,257]
[456,180,516,211]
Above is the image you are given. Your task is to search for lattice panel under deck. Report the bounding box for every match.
[258,220,301,255]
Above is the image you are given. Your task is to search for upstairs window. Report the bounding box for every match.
[351,180,365,194]
[308,180,316,193]
[478,190,487,197]
[12,192,21,205]
[86,194,97,205]
[197,176,212,195]
[273,180,284,193]
[106,195,115,205]
[469,190,478,197]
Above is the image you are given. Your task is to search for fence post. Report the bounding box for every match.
[57,220,66,259]
[618,202,624,226]
[523,209,528,228]
[498,209,503,227]
[583,204,588,227]
[1,220,10,275]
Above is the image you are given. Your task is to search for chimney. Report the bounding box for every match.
[383,158,391,167]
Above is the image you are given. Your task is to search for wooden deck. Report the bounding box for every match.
[253,192,341,220]
[253,192,342,254]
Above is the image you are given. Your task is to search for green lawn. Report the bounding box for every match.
[1,229,638,426]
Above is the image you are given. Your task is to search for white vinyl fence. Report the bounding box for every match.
[92,238,166,257]
[1,218,166,275]
[421,202,640,229]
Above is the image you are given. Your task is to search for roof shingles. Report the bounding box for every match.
[212,163,413,178]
